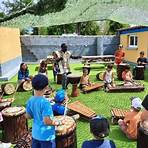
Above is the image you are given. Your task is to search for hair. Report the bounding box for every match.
[40,60,47,67]
[83,68,89,74]
[20,63,28,72]
[61,43,67,49]
[90,116,110,138]
[119,44,123,48]
[125,65,130,70]
[32,74,49,91]
[107,64,113,69]
[140,51,144,55]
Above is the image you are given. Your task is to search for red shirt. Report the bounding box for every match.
[115,49,125,65]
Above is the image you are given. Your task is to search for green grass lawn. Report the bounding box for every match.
[1,63,148,148]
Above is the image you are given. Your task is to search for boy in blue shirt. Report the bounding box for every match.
[82,116,116,148]
[26,74,60,148]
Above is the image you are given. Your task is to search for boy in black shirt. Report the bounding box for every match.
[137,51,148,67]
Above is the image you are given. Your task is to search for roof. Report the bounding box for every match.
[1,0,148,28]
[118,26,148,34]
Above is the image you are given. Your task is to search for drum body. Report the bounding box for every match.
[67,74,81,84]
[134,66,144,80]
[57,73,63,84]
[137,126,148,148]
[117,64,129,80]
[0,99,13,111]
[19,81,32,91]
[2,107,28,143]
[55,116,77,148]
[1,83,15,95]
[96,72,104,81]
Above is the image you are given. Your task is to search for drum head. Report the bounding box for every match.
[2,106,25,117]
[4,83,15,95]
[23,81,32,91]
[67,74,81,84]
[55,116,76,136]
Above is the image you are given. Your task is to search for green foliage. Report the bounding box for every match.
[48,24,76,35]
[38,27,49,35]
[2,0,32,15]
[107,20,129,35]
[80,21,100,35]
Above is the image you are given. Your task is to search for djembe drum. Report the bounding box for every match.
[96,72,104,81]
[134,66,144,80]
[0,98,14,111]
[67,74,81,97]
[1,83,15,95]
[2,106,28,143]
[55,116,77,148]
[117,63,129,80]
[19,81,32,91]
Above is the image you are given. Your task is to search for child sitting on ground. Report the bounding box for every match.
[118,97,142,140]
[122,65,134,86]
[103,64,115,89]
[26,74,64,148]
[79,68,92,90]
[38,60,48,76]
[82,116,116,148]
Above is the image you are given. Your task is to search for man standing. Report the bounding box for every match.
[114,44,125,65]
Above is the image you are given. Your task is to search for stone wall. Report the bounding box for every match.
[21,35,119,62]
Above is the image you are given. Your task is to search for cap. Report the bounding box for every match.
[131,97,142,110]
[55,89,65,103]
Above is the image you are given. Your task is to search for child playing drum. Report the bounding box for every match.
[26,74,64,148]
[103,64,115,90]
[122,65,134,86]
[82,116,116,148]
[79,68,92,90]
[18,63,31,83]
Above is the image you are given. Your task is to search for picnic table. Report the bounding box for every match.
[82,55,115,64]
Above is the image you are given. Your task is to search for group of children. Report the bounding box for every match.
[26,73,147,148]
[17,44,148,148]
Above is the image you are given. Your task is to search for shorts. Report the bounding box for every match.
[32,138,56,148]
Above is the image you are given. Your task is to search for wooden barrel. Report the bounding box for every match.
[1,83,15,95]
[55,116,77,148]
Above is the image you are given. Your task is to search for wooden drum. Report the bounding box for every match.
[2,106,28,143]
[0,98,14,111]
[55,116,77,148]
[1,83,15,95]
[134,66,144,80]
[67,74,81,97]
[19,81,32,91]
[117,63,129,80]
[96,72,104,81]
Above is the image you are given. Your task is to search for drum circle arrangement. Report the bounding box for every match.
[1,106,28,143]
[55,116,77,148]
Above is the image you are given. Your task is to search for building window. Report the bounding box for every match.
[129,35,138,48]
